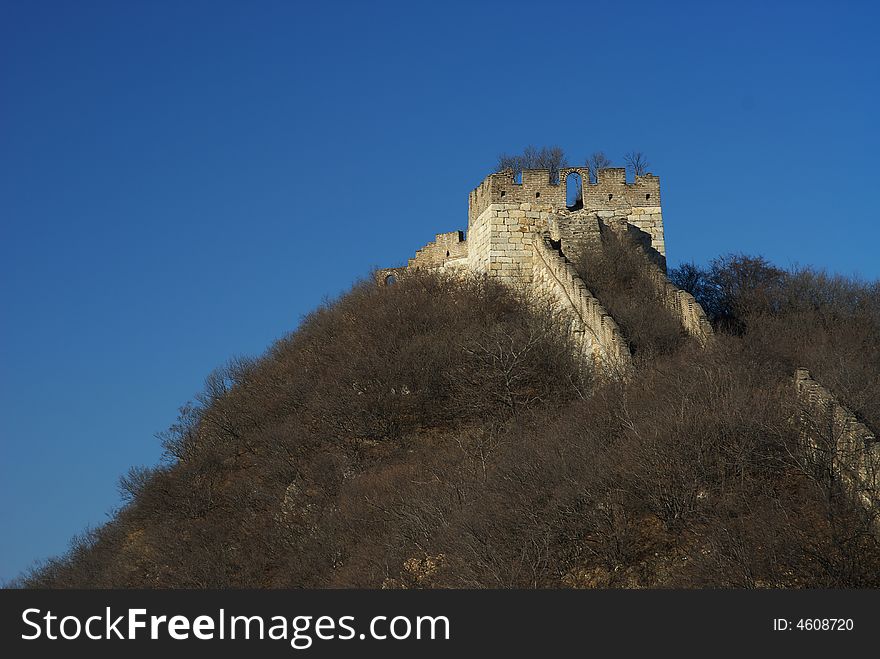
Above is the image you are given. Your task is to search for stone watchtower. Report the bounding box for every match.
[463,168,664,286]
[384,168,663,285]
[381,168,709,370]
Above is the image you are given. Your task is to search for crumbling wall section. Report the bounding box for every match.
[602,220,713,345]
[586,169,664,257]
[382,168,680,371]
[795,369,879,513]
[374,267,408,286]
[547,210,603,264]
[468,168,664,256]
[408,231,468,271]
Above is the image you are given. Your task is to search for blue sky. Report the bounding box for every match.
[1,0,878,581]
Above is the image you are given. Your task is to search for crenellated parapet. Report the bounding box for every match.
[467,168,664,258]
[468,168,661,224]
[583,168,660,212]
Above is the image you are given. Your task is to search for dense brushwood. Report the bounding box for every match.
[573,228,691,362]
[13,255,880,589]
[670,256,880,433]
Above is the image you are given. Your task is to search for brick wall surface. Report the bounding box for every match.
[795,369,879,513]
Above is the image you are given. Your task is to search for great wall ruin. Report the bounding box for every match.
[380,168,878,517]
[379,167,710,371]
[795,369,879,518]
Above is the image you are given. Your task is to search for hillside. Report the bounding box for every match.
[14,238,880,589]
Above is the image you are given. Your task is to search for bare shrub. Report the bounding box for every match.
[586,151,612,183]
[623,151,649,177]
[496,145,567,184]
[672,259,880,431]
[573,229,689,362]
[16,256,880,590]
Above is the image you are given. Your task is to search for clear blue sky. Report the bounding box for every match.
[1,0,878,582]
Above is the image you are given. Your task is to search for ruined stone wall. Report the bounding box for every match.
[546,210,603,264]
[602,220,713,345]
[532,235,631,372]
[468,168,665,256]
[403,168,666,289]
[589,169,664,257]
[408,231,468,271]
[382,168,682,373]
[666,283,714,345]
[374,267,407,286]
[795,369,879,513]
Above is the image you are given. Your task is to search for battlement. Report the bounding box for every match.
[468,168,661,225]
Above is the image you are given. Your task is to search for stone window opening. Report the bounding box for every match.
[565,171,583,210]
[608,193,613,201]
[446,250,450,257]
[384,274,397,286]
[645,193,651,200]
[535,191,540,198]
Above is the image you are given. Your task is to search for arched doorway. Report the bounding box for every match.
[565,171,583,210]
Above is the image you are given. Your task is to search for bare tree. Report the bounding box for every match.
[118,465,159,504]
[586,151,612,184]
[623,151,650,177]
[496,145,567,184]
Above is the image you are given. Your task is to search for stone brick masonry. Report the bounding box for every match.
[380,168,709,371]
[531,235,631,373]
[795,369,879,517]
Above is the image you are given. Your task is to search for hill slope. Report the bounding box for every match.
[16,253,880,588]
